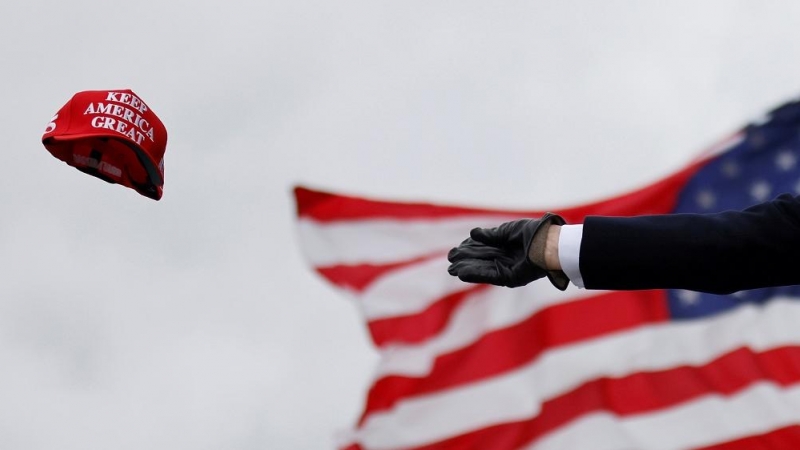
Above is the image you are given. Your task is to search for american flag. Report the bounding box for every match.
[294,97,800,449]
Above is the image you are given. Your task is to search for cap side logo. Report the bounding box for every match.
[44,113,58,134]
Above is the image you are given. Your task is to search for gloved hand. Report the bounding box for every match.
[447,213,569,290]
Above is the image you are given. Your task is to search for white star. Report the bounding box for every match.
[776,150,798,171]
[750,180,772,202]
[677,290,701,306]
[721,160,740,178]
[695,190,716,210]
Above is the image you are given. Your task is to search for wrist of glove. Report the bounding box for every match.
[447,213,570,290]
[526,215,570,290]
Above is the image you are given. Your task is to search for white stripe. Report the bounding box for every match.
[341,356,546,450]
[373,282,597,374]
[530,382,800,450]
[296,215,522,266]
[358,257,469,319]
[359,256,593,320]
[372,286,799,382]
[343,297,800,449]
[531,297,800,404]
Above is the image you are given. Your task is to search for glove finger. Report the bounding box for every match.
[447,260,462,276]
[448,240,505,263]
[449,259,504,285]
[447,237,474,262]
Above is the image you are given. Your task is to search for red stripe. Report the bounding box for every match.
[315,253,443,292]
[557,157,703,223]
[360,290,669,421]
[368,284,490,347]
[294,186,527,222]
[294,159,703,223]
[695,424,800,450]
[358,346,800,450]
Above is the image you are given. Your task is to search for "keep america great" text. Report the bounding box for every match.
[83,92,156,145]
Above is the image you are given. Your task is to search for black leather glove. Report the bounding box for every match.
[447,213,569,290]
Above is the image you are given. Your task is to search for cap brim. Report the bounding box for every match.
[44,132,164,201]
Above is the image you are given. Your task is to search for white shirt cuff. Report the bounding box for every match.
[558,224,585,288]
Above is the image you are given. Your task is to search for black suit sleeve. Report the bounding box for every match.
[579,193,800,294]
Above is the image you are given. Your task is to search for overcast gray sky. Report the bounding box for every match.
[2,1,800,449]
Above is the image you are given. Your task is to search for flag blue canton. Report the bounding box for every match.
[668,99,800,319]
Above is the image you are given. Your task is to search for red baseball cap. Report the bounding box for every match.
[42,89,167,200]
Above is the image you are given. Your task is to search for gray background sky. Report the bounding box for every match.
[2,1,800,449]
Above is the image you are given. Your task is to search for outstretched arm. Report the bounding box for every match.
[578,193,800,293]
[448,194,800,293]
